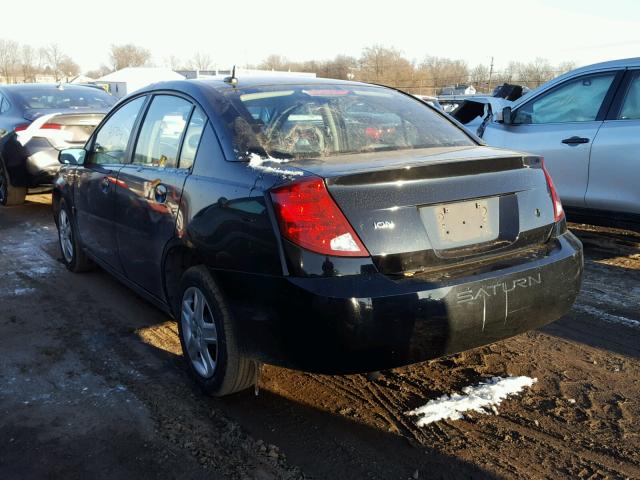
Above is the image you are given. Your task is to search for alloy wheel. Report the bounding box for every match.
[181,287,218,378]
[58,209,74,263]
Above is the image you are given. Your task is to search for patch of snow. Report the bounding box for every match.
[248,153,304,177]
[10,287,36,296]
[248,153,291,165]
[26,265,53,276]
[574,304,639,329]
[407,376,537,426]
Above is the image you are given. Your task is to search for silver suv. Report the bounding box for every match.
[482,58,640,222]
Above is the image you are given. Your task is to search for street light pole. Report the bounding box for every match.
[488,56,494,92]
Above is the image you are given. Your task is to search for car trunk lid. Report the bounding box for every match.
[287,146,556,275]
[20,110,106,149]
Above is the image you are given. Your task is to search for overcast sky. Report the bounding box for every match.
[7,0,640,72]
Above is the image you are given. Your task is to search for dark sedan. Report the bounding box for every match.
[52,77,583,396]
[0,84,116,205]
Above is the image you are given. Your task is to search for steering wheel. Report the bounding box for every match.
[280,123,328,156]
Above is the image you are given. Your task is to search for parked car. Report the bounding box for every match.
[482,58,640,223]
[53,77,583,396]
[0,84,116,205]
[413,94,443,110]
[442,84,531,135]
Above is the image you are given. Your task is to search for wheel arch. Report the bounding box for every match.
[162,241,206,317]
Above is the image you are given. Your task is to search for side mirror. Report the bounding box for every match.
[501,106,513,125]
[59,148,86,165]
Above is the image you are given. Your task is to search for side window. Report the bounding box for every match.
[179,107,206,170]
[0,94,9,113]
[514,73,616,124]
[92,96,146,165]
[133,95,192,168]
[619,72,640,120]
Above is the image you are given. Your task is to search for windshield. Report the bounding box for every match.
[14,86,116,110]
[222,84,475,161]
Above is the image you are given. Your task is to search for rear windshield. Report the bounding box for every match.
[13,86,116,110]
[222,84,475,161]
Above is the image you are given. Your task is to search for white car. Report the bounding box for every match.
[482,58,640,223]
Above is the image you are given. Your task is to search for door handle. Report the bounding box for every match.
[154,183,168,204]
[100,176,110,193]
[561,136,590,145]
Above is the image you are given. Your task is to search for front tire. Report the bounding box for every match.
[0,159,26,206]
[177,266,257,396]
[57,200,93,272]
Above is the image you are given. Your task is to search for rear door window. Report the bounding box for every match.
[91,96,146,165]
[0,94,9,113]
[179,107,207,170]
[514,73,617,124]
[618,71,640,120]
[133,95,193,168]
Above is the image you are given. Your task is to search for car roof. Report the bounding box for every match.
[194,75,366,90]
[134,75,381,99]
[566,57,640,74]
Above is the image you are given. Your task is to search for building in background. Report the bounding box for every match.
[95,67,185,98]
[176,67,316,80]
[439,84,477,96]
[69,74,96,84]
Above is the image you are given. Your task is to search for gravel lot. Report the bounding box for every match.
[1,195,639,479]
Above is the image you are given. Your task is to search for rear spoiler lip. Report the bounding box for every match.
[23,109,108,122]
[324,155,535,187]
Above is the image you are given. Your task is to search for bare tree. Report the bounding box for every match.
[358,45,413,87]
[556,61,577,75]
[85,64,111,79]
[109,44,151,71]
[322,55,357,80]
[21,44,37,82]
[45,43,66,81]
[165,55,183,71]
[0,39,20,83]
[59,56,80,80]
[417,56,469,95]
[37,47,49,73]
[259,54,290,71]
[470,64,490,91]
[189,52,213,71]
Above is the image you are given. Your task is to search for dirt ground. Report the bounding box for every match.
[1,194,639,480]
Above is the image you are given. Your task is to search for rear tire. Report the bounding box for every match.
[0,159,26,206]
[177,266,257,396]
[57,200,93,272]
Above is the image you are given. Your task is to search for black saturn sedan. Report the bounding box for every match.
[0,84,116,205]
[53,76,583,396]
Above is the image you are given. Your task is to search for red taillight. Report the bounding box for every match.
[541,159,565,222]
[14,123,30,132]
[270,177,369,257]
[41,123,62,130]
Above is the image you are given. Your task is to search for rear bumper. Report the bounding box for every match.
[25,147,60,186]
[3,136,60,188]
[222,231,583,373]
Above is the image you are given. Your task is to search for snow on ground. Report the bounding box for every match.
[407,376,537,426]
[573,304,640,329]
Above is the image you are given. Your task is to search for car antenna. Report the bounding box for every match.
[224,65,238,86]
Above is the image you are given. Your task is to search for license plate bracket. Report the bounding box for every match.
[420,198,500,250]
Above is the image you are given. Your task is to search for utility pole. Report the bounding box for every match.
[488,57,494,92]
